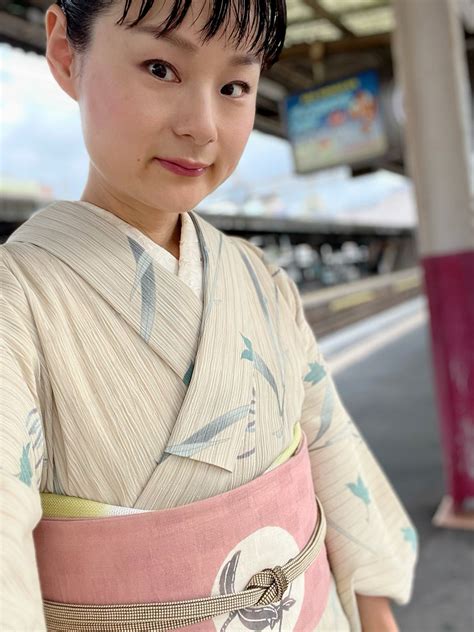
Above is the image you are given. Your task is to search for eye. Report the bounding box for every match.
[221,82,251,98]
[146,60,179,82]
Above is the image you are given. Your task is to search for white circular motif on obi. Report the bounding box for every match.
[211,526,304,632]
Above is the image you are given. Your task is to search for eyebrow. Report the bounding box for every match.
[132,27,261,67]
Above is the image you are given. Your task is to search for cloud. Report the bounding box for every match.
[0,43,88,198]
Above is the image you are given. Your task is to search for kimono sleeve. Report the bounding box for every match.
[285,273,418,628]
[0,252,47,631]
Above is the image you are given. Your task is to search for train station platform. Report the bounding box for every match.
[318,298,473,632]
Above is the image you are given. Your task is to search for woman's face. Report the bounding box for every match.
[73,0,261,216]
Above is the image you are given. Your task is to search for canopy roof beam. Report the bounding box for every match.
[302,0,356,38]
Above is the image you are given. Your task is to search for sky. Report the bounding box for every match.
[0,42,417,227]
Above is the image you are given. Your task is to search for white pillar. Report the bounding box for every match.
[392,0,474,520]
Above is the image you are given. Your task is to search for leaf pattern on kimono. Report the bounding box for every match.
[237,386,257,460]
[201,233,223,324]
[239,252,270,320]
[347,475,371,520]
[402,526,418,553]
[304,362,326,386]
[183,361,194,386]
[164,438,230,459]
[128,238,156,343]
[239,251,286,423]
[18,443,33,487]
[326,517,378,556]
[241,336,281,417]
[139,261,156,343]
[240,335,255,362]
[308,381,335,448]
[26,408,44,484]
[309,422,356,452]
[254,353,280,412]
[165,405,251,458]
[237,447,256,460]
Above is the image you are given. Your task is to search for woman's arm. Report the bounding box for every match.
[356,594,399,632]
[1,254,47,631]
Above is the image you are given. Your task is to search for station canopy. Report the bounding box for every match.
[1,1,398,132]
[2,1,472,140]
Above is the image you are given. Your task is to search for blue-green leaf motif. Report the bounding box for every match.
[128,237,156,343]
[308,381,335,448]
[140,264,156,342]
[241,335,281,415]
[26,408,44,478]
[239,251,286,416]
[304,362,326,386]
[254,354,280,409]
[183,361,194,386]
[240,335,254,362]
[347,475,371,506]
[402,526,418,553]
[18,443,33,487]
[165,405,250,459]
[239,252,270,321]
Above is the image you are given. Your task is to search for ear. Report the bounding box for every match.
[44,4,80,101]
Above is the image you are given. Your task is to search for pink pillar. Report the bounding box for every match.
[423,252,474,510]
[392,0,474,517]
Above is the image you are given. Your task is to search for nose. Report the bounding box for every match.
[172,88,218,146]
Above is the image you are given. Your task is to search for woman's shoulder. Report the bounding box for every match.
[1,237,54,288]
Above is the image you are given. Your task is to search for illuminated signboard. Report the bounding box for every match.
[282,70,388,174]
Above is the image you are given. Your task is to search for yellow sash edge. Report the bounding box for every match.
[41,422,303,518]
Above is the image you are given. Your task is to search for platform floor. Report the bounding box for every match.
[319,298,474,632]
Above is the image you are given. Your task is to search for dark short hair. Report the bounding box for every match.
[56,0,287,70]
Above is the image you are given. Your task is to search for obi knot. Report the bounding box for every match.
[245,565,289,605]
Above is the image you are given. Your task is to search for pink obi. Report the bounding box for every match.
[33,434,331,631]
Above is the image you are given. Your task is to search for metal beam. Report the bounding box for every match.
[289,0,391,24]
[302,0,355,38]
[280,31,391,62]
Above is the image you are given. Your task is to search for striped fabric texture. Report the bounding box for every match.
[0,201,417,630]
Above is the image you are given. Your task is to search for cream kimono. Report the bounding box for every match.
[0,201,417,631]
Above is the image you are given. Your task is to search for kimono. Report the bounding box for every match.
[0,200,417,631]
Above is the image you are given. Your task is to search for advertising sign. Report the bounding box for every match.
[283,70,388,173]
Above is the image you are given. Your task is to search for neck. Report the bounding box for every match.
[80,180,182,260]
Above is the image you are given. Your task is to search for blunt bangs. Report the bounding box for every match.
[116,0,287,69]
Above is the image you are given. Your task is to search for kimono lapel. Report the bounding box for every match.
[7,201,202,382]
[10,201,277,478]
[156,212,256,473]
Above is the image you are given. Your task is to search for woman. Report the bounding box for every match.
[0,1,417,630]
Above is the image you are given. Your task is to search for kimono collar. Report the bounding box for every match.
[8,200,263,473]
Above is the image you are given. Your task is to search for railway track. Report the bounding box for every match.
[302,268,422,338]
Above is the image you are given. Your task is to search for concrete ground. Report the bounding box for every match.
[320,299,474,632]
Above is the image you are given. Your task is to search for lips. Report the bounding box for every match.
[158,158,210,170]
[154,158,210,178]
